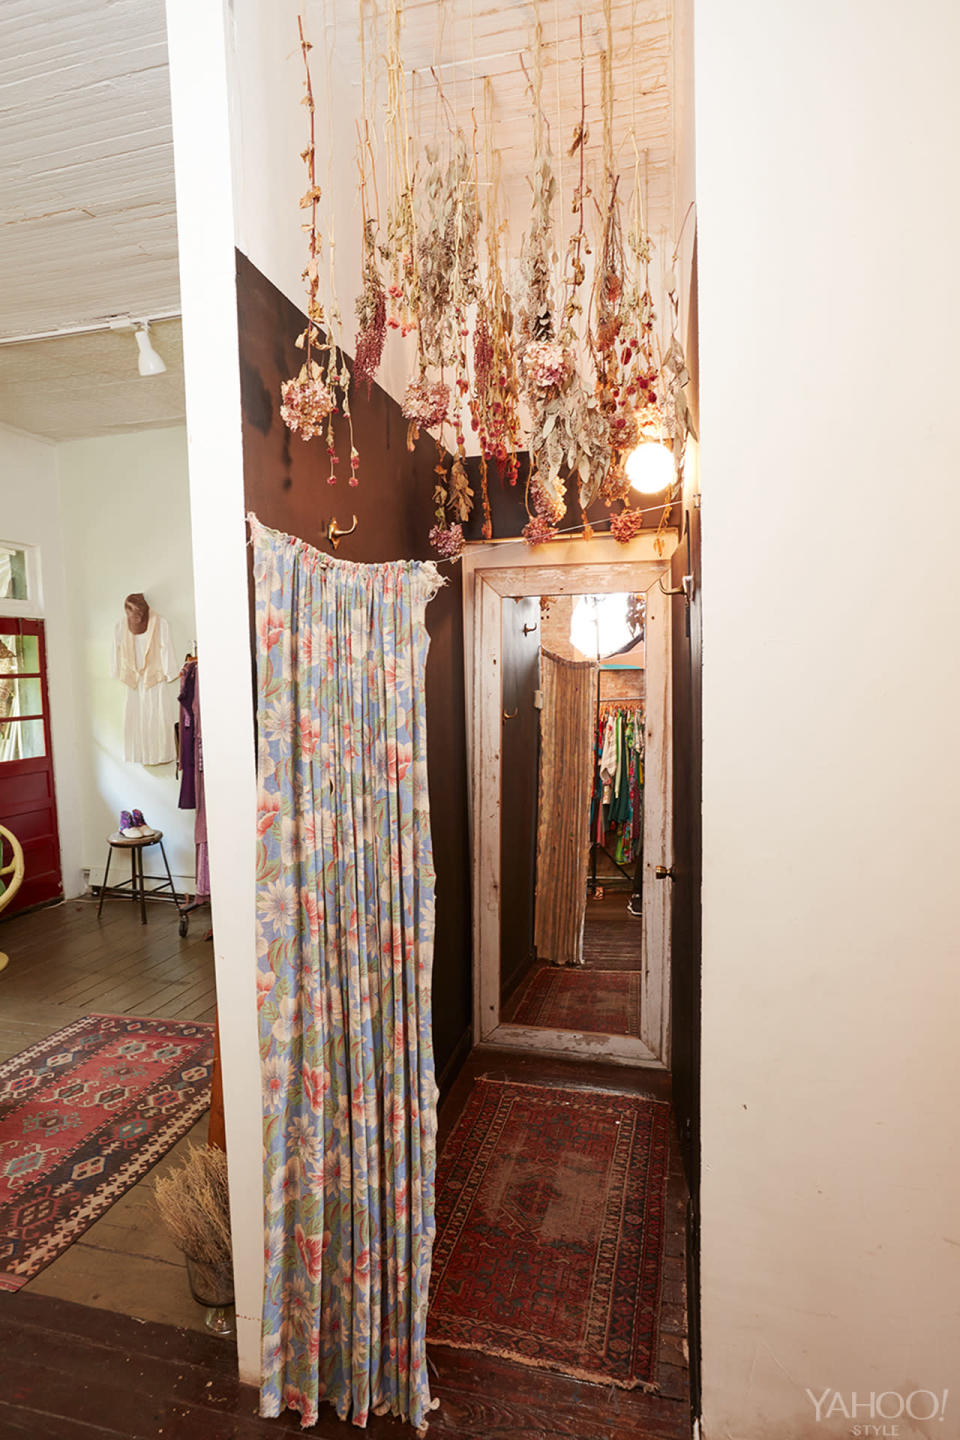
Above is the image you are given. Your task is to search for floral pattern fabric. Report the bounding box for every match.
[252,517,442,1431]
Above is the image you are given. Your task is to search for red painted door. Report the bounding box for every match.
[0,618,62,914]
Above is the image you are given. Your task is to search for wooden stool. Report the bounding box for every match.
[97,830,184,929]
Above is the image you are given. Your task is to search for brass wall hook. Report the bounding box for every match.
[327,514,358,550]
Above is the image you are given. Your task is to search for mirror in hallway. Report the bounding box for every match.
[498,590,648,1042]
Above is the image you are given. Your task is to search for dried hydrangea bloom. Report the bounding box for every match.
[610,507,646,543]
[522,339,572,392]
[608,404,640,453]
[428,522,465,560]
[280,375,336,440]
[401,377,450,430]
[521,515,557,547]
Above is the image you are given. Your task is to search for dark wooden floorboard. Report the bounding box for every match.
[582,891,644,970]
[0,903,691,1439]
[0,895,217,1333]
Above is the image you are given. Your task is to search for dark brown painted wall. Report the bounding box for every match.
[461,456,674,542]
[498,595,541,1006]
[235,251,472,1087]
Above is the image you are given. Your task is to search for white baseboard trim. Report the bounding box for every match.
[83,866,198,895]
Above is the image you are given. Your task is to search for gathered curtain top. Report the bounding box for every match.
[540,647,598,672]
[248,512,446,603]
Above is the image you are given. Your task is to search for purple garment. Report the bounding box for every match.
[177,662,198,810]
[193,668,209,899]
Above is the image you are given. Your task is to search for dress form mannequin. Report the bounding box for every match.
[112,594,176,764]
[124,593,150,636]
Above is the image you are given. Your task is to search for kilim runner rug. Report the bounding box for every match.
[428,1078,670,1388]
[509,965,642,1037]
[0,1014,213,1292]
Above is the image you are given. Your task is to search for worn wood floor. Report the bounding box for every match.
[0,894,216,1331]
[582,889,644,970]
[0,902,691,1439]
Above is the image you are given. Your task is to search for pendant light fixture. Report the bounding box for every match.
[625,439,674,495]
[134,322,167,376]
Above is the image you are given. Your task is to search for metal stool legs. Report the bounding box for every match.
[97,832,187,929]
[136,846,147,925]
[155,841,184,933]
[98,845,114,919]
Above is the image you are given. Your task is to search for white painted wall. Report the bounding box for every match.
[0,424,84,897]
[225,0,436,404]
[166,0,262,1384]
[695,4,960,1437]
[56,426,197,887]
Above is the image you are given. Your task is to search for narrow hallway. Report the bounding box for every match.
[1,1022,692,1439]
[430,1049,691,1440]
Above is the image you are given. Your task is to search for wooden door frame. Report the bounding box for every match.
[0,616,63,911]
[462,533,678,1067]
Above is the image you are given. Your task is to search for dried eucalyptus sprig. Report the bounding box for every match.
[469,98,522,525]
[415,138,478,370]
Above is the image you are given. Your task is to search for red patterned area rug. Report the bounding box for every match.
[428,1078,670,1389]
[0,1014,213,1292]
[509,965,642,1037]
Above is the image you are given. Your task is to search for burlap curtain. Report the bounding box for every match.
[533,650,597,966]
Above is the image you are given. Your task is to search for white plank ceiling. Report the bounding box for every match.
[0,0,674,442]
[0,320,184,442]
[309,0,676,250]
[0,0,183,439]
[0,0,180,337]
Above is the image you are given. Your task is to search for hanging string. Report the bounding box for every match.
[436,493,682,564]
[554,0,564,270]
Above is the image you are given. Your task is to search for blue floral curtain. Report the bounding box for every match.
[251,517,442,1431]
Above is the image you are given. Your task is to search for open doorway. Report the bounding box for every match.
[464,533,677,1065]
[447,528,696,1433]
[0,5,221,1342]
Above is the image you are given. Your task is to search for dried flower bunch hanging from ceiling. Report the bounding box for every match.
[281,0,695,552]
[282,15,359,485]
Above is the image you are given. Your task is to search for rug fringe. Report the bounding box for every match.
[428,1335,661,1393]
[474,1075,672,1108]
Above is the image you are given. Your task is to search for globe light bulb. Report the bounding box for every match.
[625,440,674,494]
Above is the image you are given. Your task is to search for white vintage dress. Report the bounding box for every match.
[111,613,177,764]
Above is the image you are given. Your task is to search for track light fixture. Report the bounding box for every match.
[133,322,166,377]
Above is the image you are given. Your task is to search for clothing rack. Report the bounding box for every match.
[589,694,645,898]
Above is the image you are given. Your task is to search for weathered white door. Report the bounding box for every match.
[463,534,677,1067]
